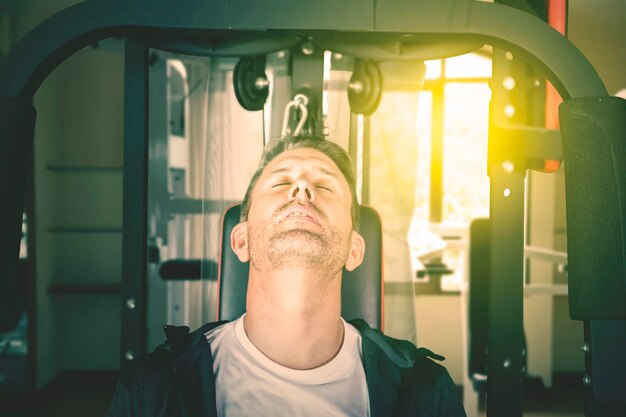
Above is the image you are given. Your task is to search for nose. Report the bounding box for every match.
[289,180,314,203]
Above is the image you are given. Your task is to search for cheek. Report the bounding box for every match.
[246,202,261,225]
[327,200,353,226]
[247,208,263,226]
[247,197,275,224]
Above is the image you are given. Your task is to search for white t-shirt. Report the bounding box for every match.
[205,315,370,417]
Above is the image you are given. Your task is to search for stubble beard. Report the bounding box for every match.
[247,222,351,275]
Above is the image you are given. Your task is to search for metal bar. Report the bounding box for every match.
[290,43,324,136]
[46,165,123,173]
[486,40,531,417]
[523,284,568,296]
[361,116,371,205]
[120,40,149,365]
[490,124,562,161]
[349,113,359,175]
[375,1,606,99]
[48,227,123,233]
[0,1,606,101]
[169,198,239,214]
[524,245,567,263]
[47,284,122,295]
[487,164,526,417]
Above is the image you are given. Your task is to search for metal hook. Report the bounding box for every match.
[281,94,309,137]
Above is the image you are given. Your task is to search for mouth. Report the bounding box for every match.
[278,206,321,225]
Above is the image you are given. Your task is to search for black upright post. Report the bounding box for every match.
[482,13,550,406]
[120,40,149,365]
[0,99,36,332]
[487,161,525,417]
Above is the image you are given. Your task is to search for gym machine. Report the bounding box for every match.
[1,1,624,416]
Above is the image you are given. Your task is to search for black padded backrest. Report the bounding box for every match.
[218,204,383,329]
[560,96,626,320]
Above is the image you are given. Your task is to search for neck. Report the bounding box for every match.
[244,266,344,370]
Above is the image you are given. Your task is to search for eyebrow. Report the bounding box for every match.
[267,166,337,178]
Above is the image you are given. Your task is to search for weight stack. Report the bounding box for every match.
[560,96,626,320]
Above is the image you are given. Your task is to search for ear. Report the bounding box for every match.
[230,222,250,263]
[344,231,365,272]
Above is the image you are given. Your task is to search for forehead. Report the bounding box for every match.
[263,147,344,178]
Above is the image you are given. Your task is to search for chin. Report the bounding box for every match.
[271,230,325,252]
[281,227,322,237]
[267,232,329,267]
[249,227,350,272]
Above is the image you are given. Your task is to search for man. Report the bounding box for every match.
[108,135,466,417]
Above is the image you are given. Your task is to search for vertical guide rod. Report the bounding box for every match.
[121,40,149,365]
[361,116,371,205]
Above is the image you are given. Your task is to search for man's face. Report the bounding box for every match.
[238,147,360,273]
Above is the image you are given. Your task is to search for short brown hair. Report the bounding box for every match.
[240,135,360,230]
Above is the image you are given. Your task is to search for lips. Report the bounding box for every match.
[277,206,321,225]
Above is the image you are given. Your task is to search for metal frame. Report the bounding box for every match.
[0,1,612,416]
[0,1,606,99]
[120,40,150,363]
[584,320,626,416]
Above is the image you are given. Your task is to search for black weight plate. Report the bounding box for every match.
[233,57,269,111]
[348,60,382,116]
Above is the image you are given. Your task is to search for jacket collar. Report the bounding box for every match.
[163,322,227,417]
[164,320,443,417]
[349,319,444,417]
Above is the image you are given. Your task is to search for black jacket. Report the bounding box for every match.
[107,319,466,417]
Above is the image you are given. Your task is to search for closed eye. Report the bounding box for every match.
[316,184,333,192]
[272,182,290,188]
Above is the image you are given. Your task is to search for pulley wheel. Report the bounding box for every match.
[233,57,269,111]
[348,60,382,116]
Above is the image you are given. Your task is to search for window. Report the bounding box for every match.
[410,51,492,289]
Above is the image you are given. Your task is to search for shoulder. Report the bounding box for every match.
[117,321,227,394]
[205,318,236,345]
[108,321,228,417]
[401,359,467,417]
[348,319,466,417]
[107,346,175,417]
[348,318,444,366]
[403,357,456,393]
